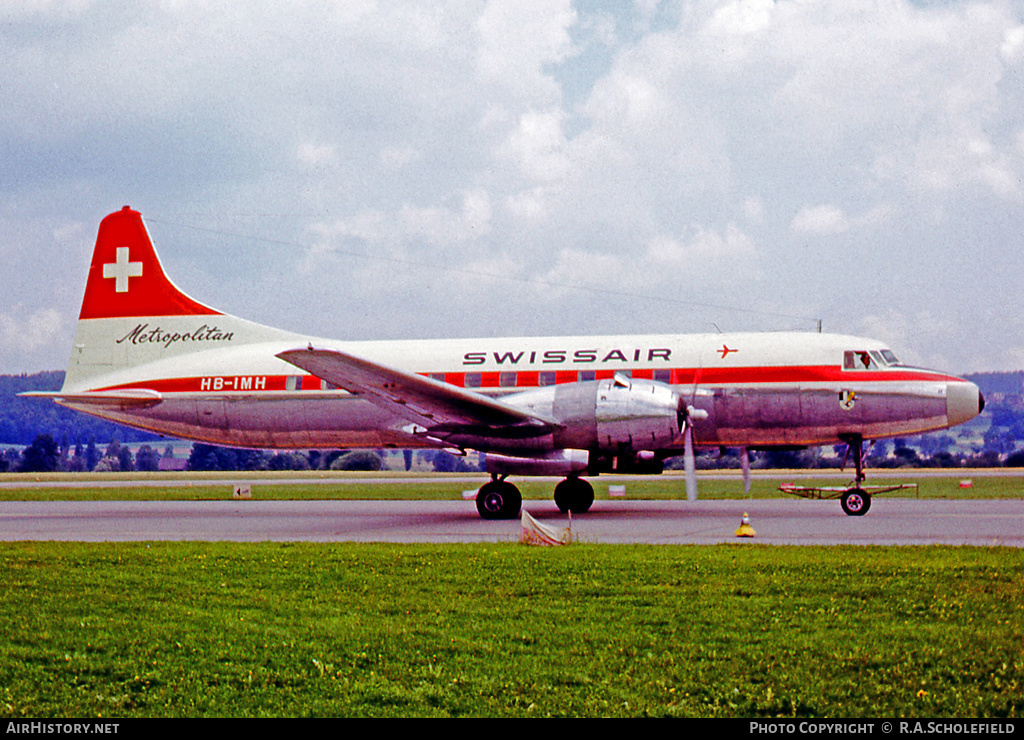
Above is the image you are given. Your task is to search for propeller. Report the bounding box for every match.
[679,401,708,502]
[683,420,697,501]
[677,359,706,503]
[740,446,751,494]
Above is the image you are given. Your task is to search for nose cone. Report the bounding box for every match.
[947,381,984,428]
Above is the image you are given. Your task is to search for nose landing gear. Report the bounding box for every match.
[839,433,871,516]
[840,487,871,516]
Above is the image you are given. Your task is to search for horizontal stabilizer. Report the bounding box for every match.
[20,389,163,410]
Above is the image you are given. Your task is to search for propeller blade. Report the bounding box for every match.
[740,446,751,494]
[684,423,697,501]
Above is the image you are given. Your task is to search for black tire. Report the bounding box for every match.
[476,481,522,520]
[840,488,871,516]
[553,477,595,514]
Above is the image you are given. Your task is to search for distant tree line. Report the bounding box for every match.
[673,440,1024,472]
[1,437,482,474]
[6,432,1024,474]
[0,372,160,447]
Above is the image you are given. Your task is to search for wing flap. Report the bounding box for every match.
[276,347,556,435]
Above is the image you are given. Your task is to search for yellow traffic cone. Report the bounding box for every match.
[735,512,756,538]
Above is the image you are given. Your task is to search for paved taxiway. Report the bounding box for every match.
[1,498,1021,545]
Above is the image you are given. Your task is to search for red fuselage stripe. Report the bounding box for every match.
[91,366,961,394]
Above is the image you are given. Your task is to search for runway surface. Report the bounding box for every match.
[1,498,1021,545]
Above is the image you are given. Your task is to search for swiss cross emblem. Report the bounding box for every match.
[103,246,143,293]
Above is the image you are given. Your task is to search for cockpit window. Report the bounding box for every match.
[845,349,903,369]
[844,350,877,370]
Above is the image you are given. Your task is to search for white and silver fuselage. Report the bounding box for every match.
[59,320,981,454]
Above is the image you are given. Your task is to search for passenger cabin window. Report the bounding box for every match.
[499,371,517,388]
[653,368,671,384]
[539,371,556,386]
[464,372,482,388]
[578,370,596,382]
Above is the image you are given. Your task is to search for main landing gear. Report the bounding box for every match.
[554,476,595,514]
[840,433,871,517]
[475,474,596,520]
[475,476,522,520]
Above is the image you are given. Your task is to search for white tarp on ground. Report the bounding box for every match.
[520,510,572,546]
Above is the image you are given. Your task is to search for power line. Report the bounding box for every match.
[147,215,823,330]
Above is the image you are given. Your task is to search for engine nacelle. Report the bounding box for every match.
[504,374,683,452]
[484,449,590,476]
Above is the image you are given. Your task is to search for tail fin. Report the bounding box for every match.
[79,206,220,319]
[64,207,294,391]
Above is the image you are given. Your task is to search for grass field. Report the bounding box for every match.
[1,470,1021,718]
[1,542,1021,718]
[1,468,1022,502]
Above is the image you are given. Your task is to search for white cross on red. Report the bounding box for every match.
[103,247,143,293]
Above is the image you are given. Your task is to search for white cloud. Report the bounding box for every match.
[530,224,761,302]
[476,0,577,104]
[499,109,570,182]
[646,225,759,271]
[857,309,959,372]
[743,196,764,224]
[52,221,83,243]
[309,189,493,260]
[2,2,1024,373]
[535,248,630,298]
[0,308,64,356]
[1001,24,1024,64]
[0,0,92,21]
[399,189,493,246]
[504,186,555,223]
[297,143,335,167]
[706,0,774,38]
[380,146,420,168]
[791,205,849,236]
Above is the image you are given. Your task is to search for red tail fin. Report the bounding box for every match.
[79,206,221,320]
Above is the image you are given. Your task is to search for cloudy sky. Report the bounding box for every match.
[2,0,1023,376]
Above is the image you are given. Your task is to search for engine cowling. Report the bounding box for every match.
[484,449,590,476]
[504,374,683,452]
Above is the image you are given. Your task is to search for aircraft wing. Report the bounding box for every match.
[276,347,557,438]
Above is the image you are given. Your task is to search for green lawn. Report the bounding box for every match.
[1,469,1022,502]
[1,542,1021,718]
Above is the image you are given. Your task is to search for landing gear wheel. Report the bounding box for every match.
[841,488,871,517]
[476,480,522,520]
[553,477,595,514]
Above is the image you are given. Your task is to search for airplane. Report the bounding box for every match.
[25,206,985,519]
